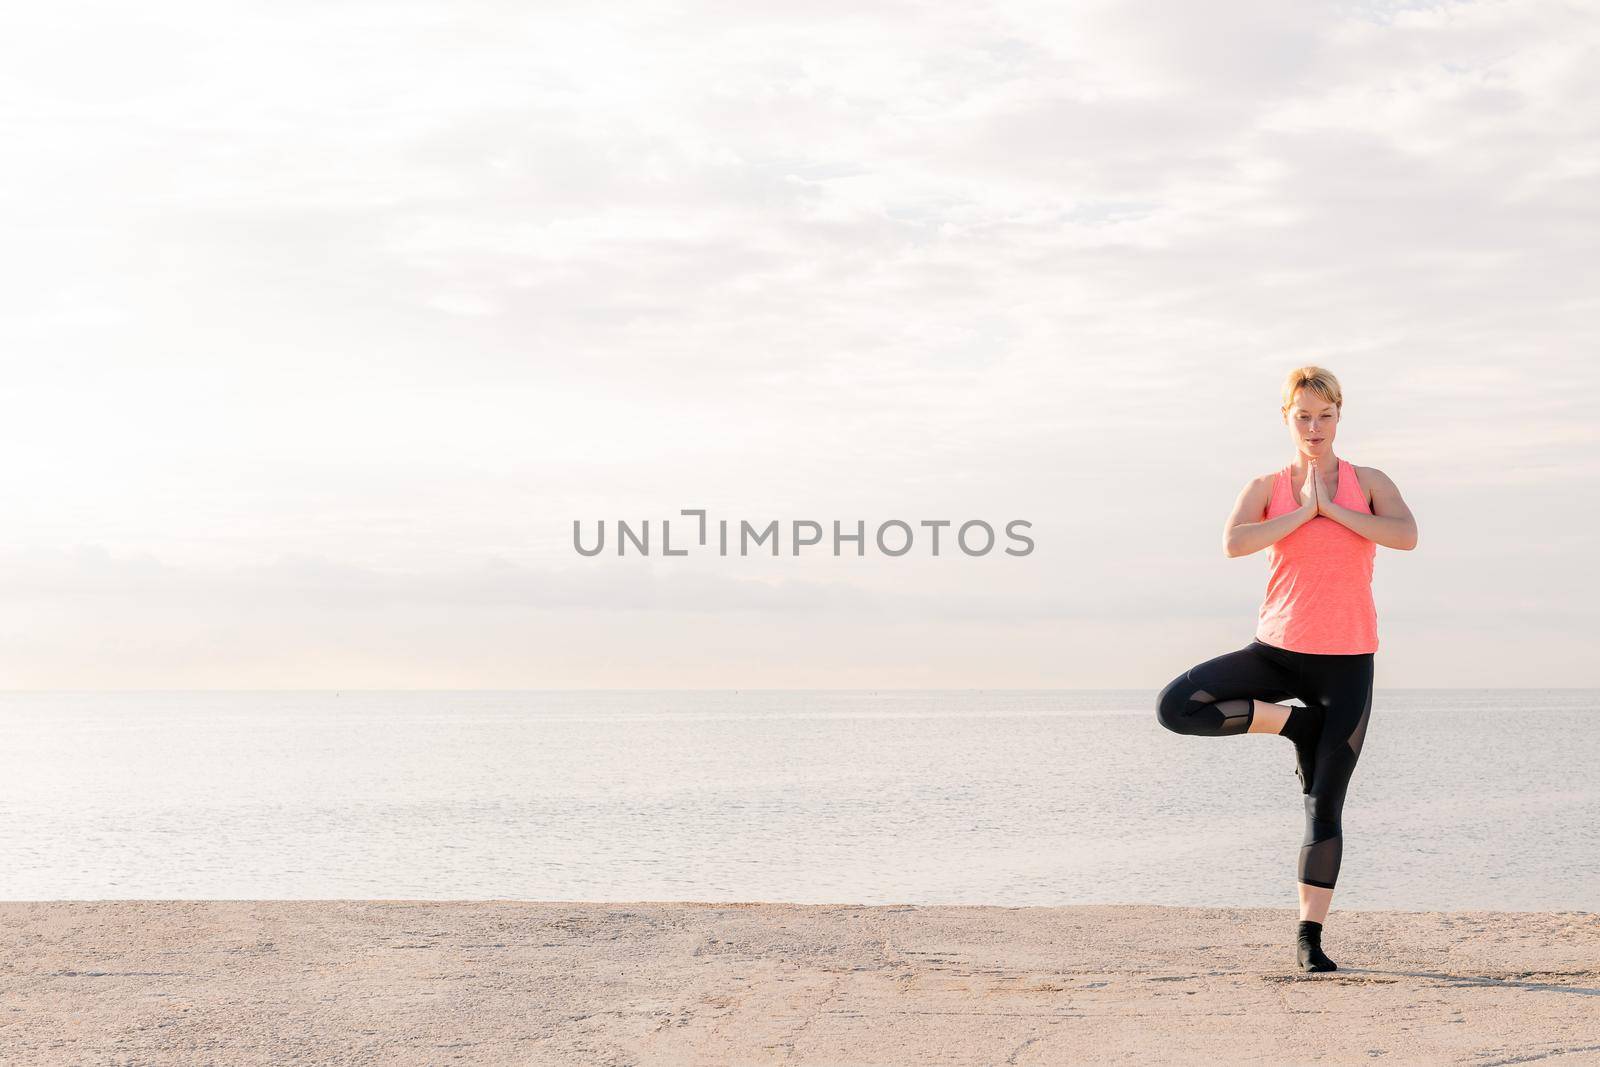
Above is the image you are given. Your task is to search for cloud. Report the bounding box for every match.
[0,0,1594,683]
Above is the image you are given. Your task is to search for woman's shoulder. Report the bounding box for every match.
[1238,468,1283,513]
[1349,462,1399,508]
[1351,462,1396,485]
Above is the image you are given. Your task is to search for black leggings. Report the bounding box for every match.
[1156,639,1375,890]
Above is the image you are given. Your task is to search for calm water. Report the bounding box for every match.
[0,690,1593,911]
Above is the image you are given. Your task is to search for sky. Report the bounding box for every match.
[0,0,1596,688]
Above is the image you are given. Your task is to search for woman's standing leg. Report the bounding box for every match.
[1292,653,1376,971]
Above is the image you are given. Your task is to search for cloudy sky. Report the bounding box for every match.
[1,0,1595,688]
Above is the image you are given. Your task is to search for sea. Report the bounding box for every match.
[1,690,1592,911]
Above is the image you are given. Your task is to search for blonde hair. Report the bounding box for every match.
[1280,366,1343,416]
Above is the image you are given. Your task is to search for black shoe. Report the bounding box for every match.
[1297,920,1337,972]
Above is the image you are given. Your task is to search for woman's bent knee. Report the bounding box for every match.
[1156,676,1195,734]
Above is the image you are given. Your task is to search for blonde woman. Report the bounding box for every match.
[1156,366,1418,972]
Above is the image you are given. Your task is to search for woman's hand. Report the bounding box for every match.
[1298,465,1319,513]
[1313,466,1336,517]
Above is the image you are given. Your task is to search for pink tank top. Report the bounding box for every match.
[1255,457,1379,654]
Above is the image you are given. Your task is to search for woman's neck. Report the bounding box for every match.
[1295,453,1338,476]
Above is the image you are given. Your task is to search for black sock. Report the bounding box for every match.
[1297,920,1337,972]
[1278,704,1325,794]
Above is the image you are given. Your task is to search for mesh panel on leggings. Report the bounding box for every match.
[1181,689,1253,736]
[1299,794,1343,890]
[1346,684,1373,757]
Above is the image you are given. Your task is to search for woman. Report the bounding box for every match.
[1156,366,1417,973]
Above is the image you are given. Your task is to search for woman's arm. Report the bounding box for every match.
[1224,475,1317,557]
[1322,466,1418,550]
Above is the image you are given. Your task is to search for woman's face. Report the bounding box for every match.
[1285,387,1338,459]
